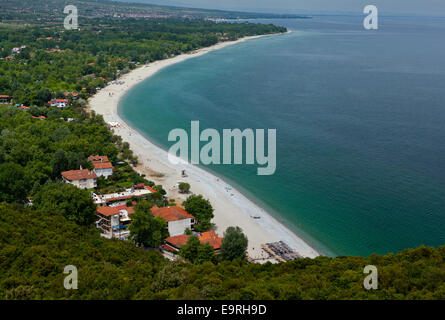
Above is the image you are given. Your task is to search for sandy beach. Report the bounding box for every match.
[89,32,320,260]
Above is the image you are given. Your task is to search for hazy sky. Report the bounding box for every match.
[121,0,445,16]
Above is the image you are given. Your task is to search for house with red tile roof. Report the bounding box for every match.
[163,230,222,254]
[95,206,120,236]
[151,206,195,237]
[48,99,69,108]
[61,169,97,189]
[88,155,114,178]
[95,205,135,238]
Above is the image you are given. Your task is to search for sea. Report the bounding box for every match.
[119,15,445,257]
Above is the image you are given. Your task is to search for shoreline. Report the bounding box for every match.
[89,32,320,260]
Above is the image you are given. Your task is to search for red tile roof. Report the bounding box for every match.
[164,234,190,248]
[165,230,222,250]
[89,155,109,162]
[93,162,114,170]
[151,206,194,222]
[96,206,120,217]
[197,230,222,250]
[146,185,157,193]
[88,155,113,170]
[0,95,10,98]
[61,169,97,181]
[113,205,135,215]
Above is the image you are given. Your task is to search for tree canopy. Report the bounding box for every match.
[220,226,249,261]
[183,194,214,232]
[179,236,216,265]
[32,182,96,226]
[129,201,169,247]
[1,203,445,300]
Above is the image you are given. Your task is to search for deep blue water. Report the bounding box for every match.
[119,15,445,256]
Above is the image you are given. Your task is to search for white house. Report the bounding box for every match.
[151,206,195,237]
[88,155,114,178]
[61,169,97,189]
[48,99,69,108]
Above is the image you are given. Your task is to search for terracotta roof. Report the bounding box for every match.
[0,95,10,98]
[164,234,190,248]
[197,230,222,250]
[88,155,113,170]
[146,185,157,193]
[113,205,135,215]
[165,231,222,250]
[61,169,97,181]
[93,161,113,170]
[151,206,194,222]
[89,155,109,162]
[97,206,120,217]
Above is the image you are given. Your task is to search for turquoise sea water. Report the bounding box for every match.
[119,15,445,257]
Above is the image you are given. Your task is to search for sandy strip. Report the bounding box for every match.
[89,32,320,260]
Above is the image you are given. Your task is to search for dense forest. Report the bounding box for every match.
[1,203,444,299]
[0,19,285,106]
[0,0,444,300]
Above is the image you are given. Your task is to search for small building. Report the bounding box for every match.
[0,95,11,104]
[95,206,121,236]
[163,230,222,254]
[89,155,114,178]
[95,205,135,238]
[151,206,194,237]
[61,169,97,189]
[48,99,69,108]
[92,185,155,206]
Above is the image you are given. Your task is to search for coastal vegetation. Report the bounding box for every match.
[220,227,249,261]
[129,201,169,248]
[1,203,445,300]
[179,236,217,265]
[0,15,286,107]
[183,194,215,232]
[0,0,444,300]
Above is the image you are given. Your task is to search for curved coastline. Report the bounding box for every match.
[89,31,320,260]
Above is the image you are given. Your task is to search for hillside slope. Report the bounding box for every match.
[1,203,444,299]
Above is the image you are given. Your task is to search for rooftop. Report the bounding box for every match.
[92,161,114,170]
[165,230,222,250]
[61,169,97,181]
[97,206,120,217]
[151,206,194,222]
[89,155,110,162]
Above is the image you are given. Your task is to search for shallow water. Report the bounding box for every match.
[120,15,445,256]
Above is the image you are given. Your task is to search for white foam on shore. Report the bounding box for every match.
[89,32,320,260]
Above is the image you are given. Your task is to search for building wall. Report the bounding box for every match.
[94,168,113,178]
[168,218,192,237]
[65,178,97,189]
